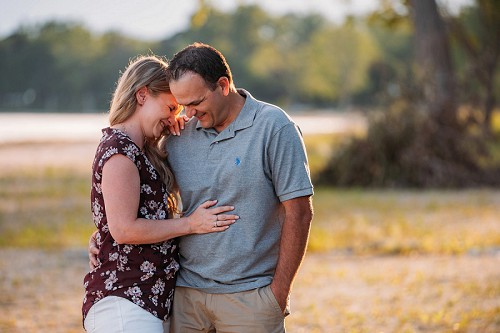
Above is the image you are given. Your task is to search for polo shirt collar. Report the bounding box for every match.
[196,89,257,140]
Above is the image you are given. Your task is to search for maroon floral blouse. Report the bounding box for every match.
[82,127,179,322]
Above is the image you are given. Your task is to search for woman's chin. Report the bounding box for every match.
[153,126,165,139]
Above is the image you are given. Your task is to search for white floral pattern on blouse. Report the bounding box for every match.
[82,128,179,324]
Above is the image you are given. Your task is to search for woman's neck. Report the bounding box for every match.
[113,121,144,149]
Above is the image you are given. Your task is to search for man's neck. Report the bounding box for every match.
[214,90,246,133]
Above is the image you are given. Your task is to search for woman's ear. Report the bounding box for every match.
[136,87,148,105]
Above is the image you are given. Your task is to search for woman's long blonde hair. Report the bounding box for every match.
[109,55,179,215]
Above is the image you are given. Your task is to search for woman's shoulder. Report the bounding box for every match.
[95,127,142,166]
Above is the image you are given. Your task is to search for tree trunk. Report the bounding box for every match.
[409,0,457,126]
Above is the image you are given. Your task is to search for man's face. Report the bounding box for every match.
[170,72,227,131]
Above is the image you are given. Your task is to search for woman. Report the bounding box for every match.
[82,55,238,332]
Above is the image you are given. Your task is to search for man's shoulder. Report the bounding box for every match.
[254,101,295,131]
[239,88,294,127]
[165,124,194,154]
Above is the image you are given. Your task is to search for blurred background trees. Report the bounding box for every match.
[1,0,496,114]
[318,0,500,187]
[0,1,404,111]
[0,0,498,187]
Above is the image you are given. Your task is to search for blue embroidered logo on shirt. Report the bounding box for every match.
[235,157,241,166]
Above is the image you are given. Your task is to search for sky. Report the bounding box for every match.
[1,0,474,41]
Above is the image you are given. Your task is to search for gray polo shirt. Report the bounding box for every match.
[166,89,313,293]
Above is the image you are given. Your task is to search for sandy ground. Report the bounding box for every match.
[0,249,498,333]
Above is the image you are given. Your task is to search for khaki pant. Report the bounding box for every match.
[170,286,288,333]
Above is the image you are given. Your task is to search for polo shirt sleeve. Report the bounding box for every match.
[267,122,314,202]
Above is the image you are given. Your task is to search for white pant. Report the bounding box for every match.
[84,296,170,333]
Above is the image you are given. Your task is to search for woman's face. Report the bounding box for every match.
[142,92,179,139]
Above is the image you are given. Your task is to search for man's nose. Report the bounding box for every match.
[185,106,196,118]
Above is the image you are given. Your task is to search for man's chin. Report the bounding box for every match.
[198,119,212,128]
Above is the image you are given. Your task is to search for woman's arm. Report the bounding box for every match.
[102,154,238,245]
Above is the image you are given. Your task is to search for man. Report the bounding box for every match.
[166,43,313,332]
[91,43,313,332]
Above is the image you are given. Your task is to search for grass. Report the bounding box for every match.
[2,110,499,252]
[308,187,500,255]
[0,168,94,248]
[1,165,499,255]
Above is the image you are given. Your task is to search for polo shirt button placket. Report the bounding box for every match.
[208,140,222,161]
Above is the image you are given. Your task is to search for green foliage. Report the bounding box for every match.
[357,13,413,106]
[448,0,500,134]
[0,1,495,113]
[296,23,380,105]
[0,21,153,111]
[165,6,382,107]
[0,4,398,111]
[450,1,500,92]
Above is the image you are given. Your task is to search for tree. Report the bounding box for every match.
[409,0,457,126]
[316,0,499,188]
[447,0,500,134]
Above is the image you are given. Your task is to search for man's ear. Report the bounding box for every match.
[217,77,230,96]
[136,87,148,105]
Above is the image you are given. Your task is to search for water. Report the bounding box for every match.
[0,111,366,144]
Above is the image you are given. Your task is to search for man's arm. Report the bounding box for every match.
[270,195,313,312]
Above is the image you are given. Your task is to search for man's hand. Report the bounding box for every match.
[88,230,100,270]
[270,283,290,314]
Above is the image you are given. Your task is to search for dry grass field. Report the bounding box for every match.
[0,113,499,332]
